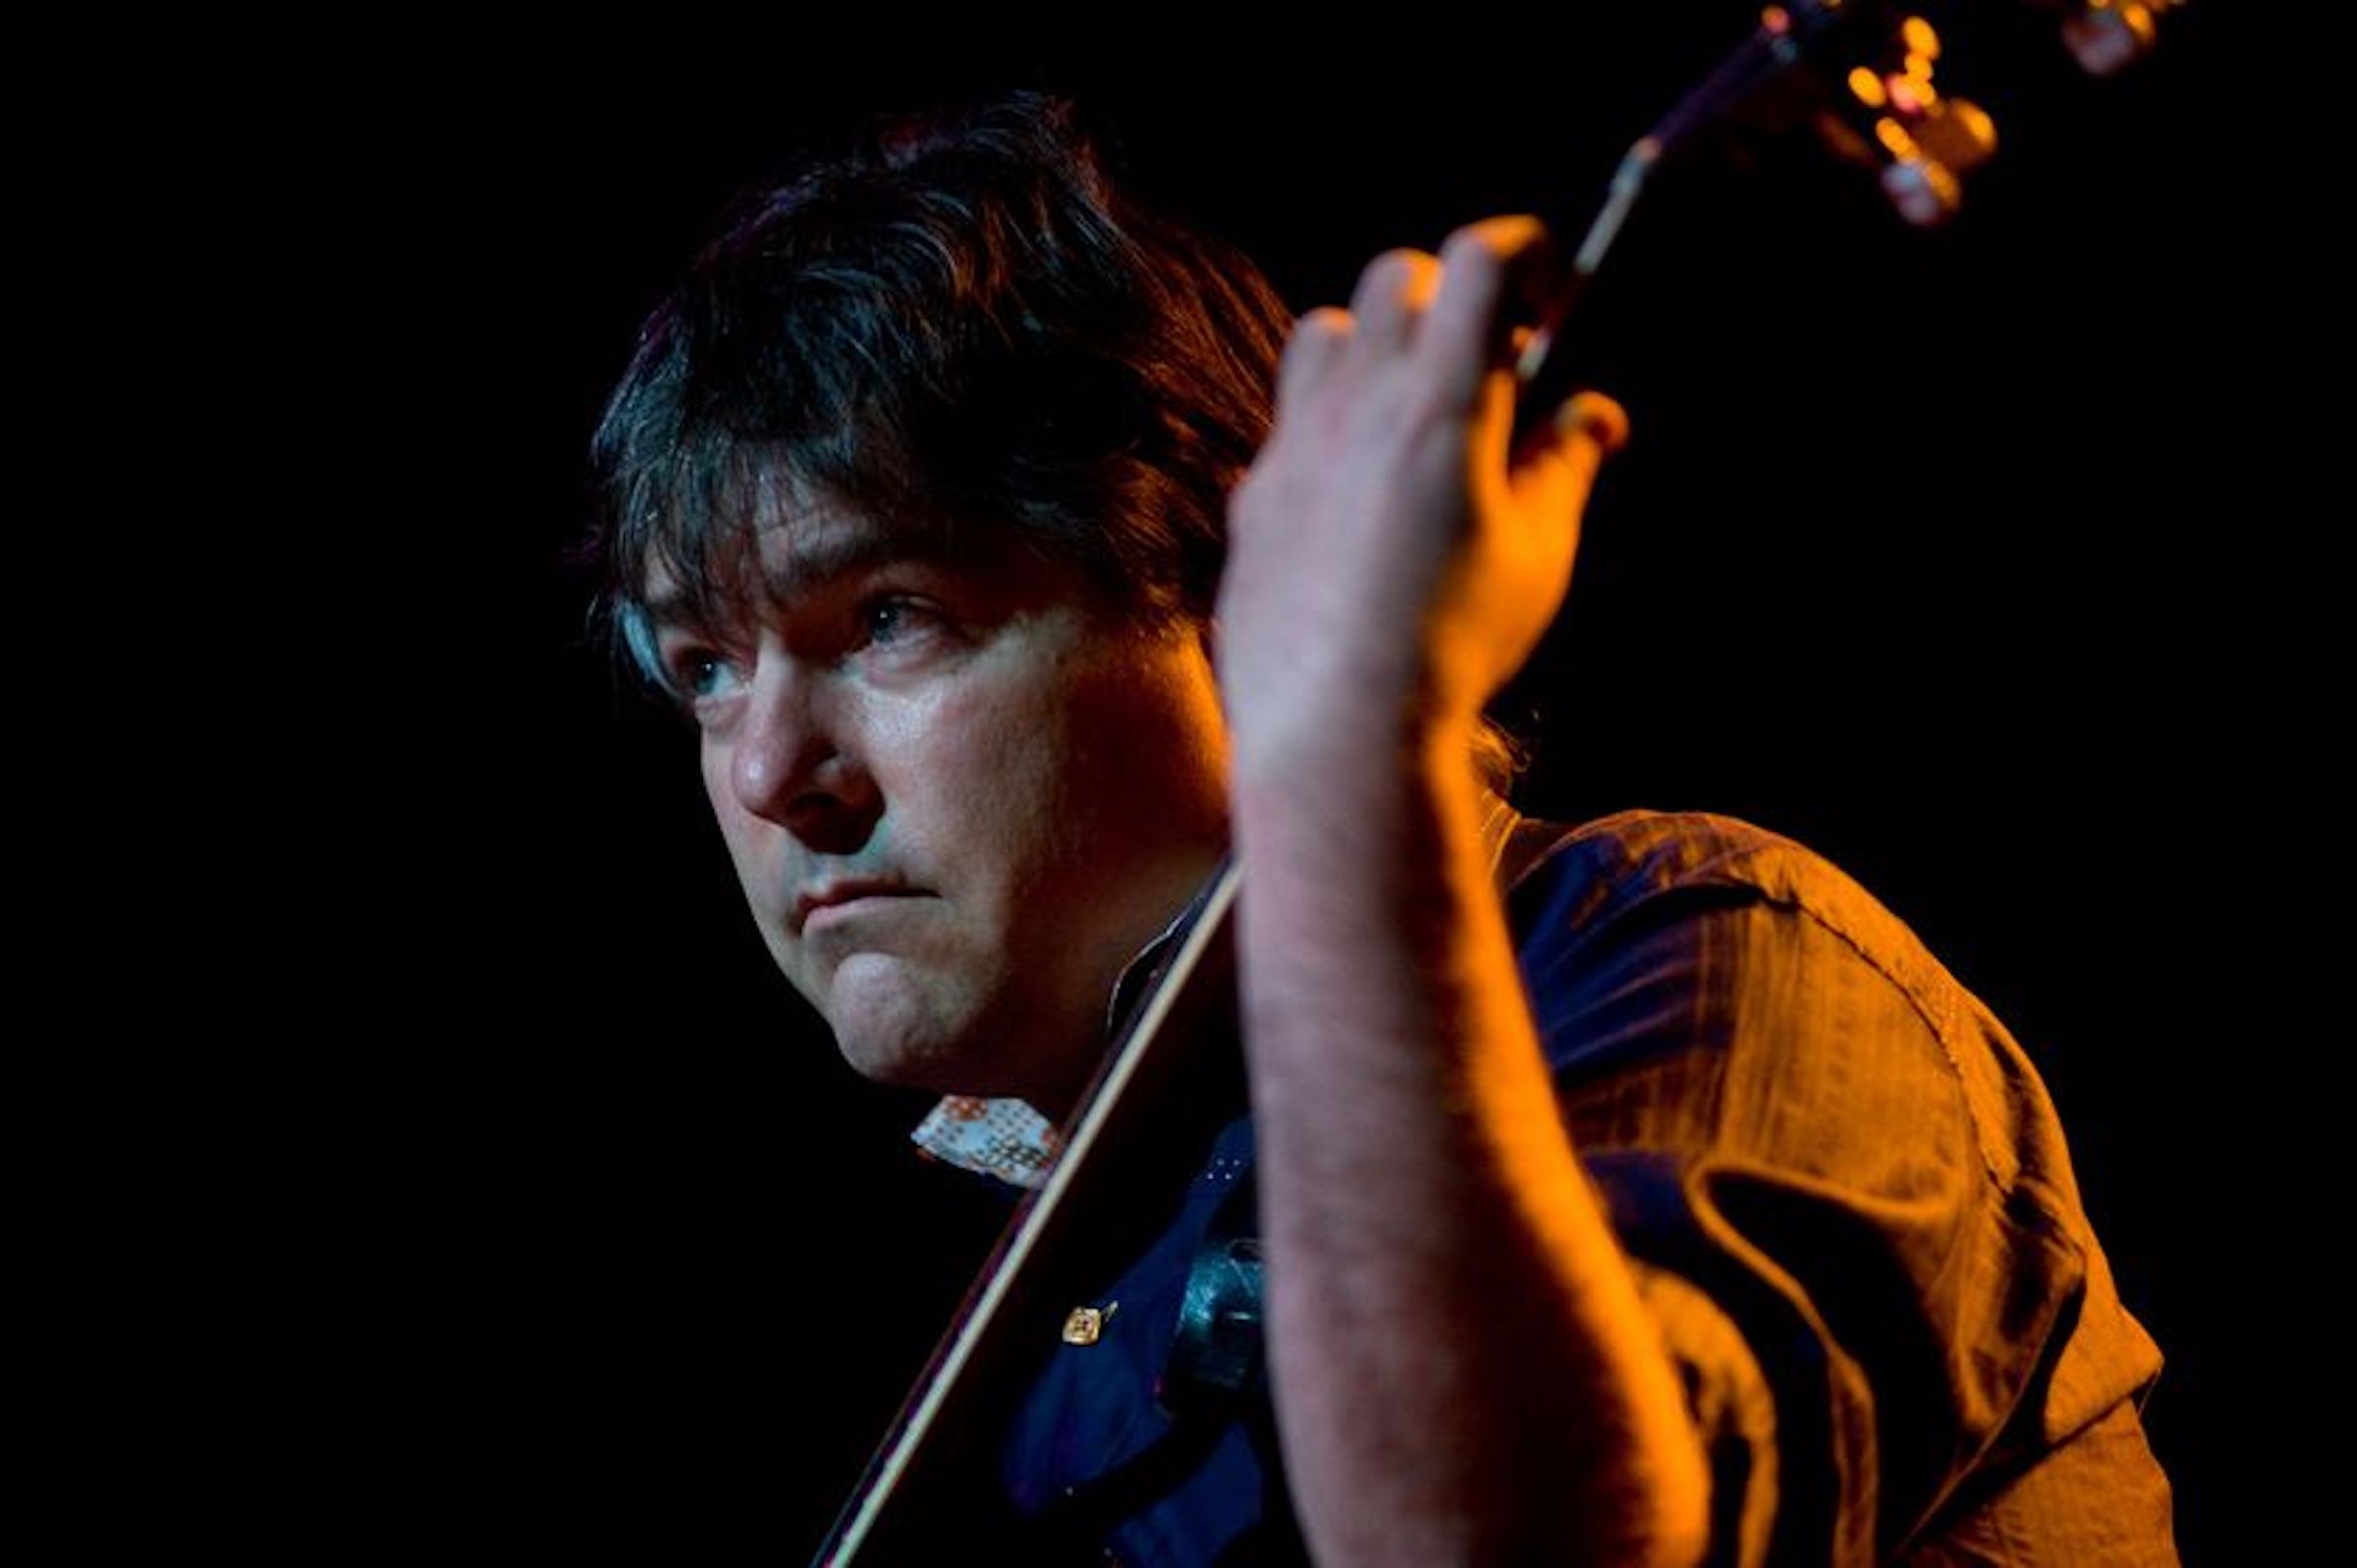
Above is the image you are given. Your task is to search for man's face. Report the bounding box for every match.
[645,508,1232,1111]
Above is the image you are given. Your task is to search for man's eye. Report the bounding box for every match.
[862,597,938,647]
[668,646,740,701]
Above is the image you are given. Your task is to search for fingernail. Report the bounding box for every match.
[1559,391,1630,456]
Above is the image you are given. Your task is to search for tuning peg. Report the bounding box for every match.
[1815,14,2001,227]
[2047,0,2185,78]
[1873,92,1999,227]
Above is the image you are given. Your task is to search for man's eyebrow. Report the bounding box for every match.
[637,526,947,634]
[759,526,938,604]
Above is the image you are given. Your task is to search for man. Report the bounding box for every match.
[590,92,2175,1565]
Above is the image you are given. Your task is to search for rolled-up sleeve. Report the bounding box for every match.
[1510,812,2173,1566]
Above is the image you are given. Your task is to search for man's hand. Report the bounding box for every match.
[1216,215,1626,776]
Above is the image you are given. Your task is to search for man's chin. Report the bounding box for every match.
[817,953,1095,1108]
[827,1005,946,1083]
[821,960,967,1091]
[834,1030,957,1092]
[829,1006,1066,1107]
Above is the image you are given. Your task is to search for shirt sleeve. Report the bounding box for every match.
[1508,812,2168,1566]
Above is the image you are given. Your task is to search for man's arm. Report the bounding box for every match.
[1216,217,1711,1566]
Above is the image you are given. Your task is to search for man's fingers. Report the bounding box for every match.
[1278,243,1454,418]
[1559,388,1630,459]
[1347,248,1441,360]
[1516,389,1630,522]
[1275,305,1355,421]
[1419,216,1558,406]
[1278,218,1565,428]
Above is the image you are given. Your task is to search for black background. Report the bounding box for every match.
[189,5,2283,1559]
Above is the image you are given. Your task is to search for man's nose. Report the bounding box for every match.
[729,659,881,854]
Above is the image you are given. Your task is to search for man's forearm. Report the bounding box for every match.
[1233,722,1709,1567]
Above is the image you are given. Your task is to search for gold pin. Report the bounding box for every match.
[1061,1302,1118,1345]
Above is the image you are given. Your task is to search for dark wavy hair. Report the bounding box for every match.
[588,90,1292,682]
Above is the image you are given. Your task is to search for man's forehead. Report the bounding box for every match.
[639,507,970,624]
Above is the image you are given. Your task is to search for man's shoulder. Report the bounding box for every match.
[1505,808,1960,1018]
[1511,807,2030,1086]
[1506,807,1870,927]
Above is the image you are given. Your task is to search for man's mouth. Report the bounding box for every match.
[792,879,927,936]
